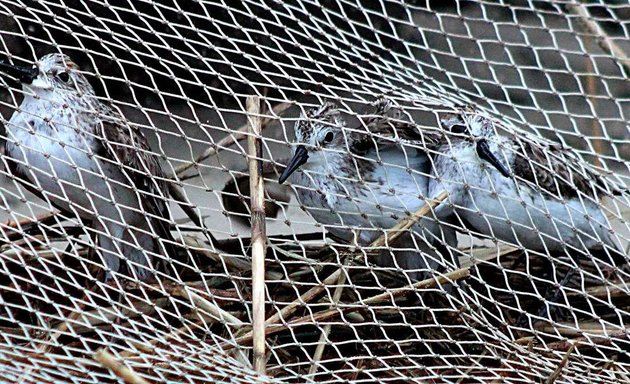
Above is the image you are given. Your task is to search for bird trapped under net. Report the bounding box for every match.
[0,1,629,383]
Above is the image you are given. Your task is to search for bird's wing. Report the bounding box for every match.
[511,136,617,200]
[355,98,443,152]
[94,113,174,245]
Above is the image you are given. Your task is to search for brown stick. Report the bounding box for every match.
[182,236,282,280]
[173,285,244,328]
[545,345,575,384]
[227,267,470,348]
[118,319,203,359]
[584,38,604,168]
[247,95,267,375]
[545,328,629,352]
[0,211,61,247]
[167,183,217,244]
[172,102,291,177]
[567,283,630,299]
[308,257,350,376]
[360,266,469,306]
[93,349,150,384]
[264,269,343,327]
[2,211,57,230]
[369,191,449,248]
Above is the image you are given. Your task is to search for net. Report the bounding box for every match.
[0,1,629,383]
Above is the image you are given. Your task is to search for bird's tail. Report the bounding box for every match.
[94,217,180,282]
[148,214,184,280]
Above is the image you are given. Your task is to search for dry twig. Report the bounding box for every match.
[370,191,449,248]
[545,345,575,384]
[234,191,451,345]
[93,349,150,384]
[247,95,268,374]
[308,257,350,376]
[174,286,244,328]
[544,327,630,352]
[227,267,470,348]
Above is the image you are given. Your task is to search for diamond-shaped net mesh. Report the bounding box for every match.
[0,1,629,383]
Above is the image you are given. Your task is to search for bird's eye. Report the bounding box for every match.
[57,72,70,83]
[323,131,334,144]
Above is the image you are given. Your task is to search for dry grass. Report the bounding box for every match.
[2,195,629,383]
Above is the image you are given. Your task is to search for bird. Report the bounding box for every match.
[0,53,175,281]
[373,102,626,321]
[427,107,626,322]
[278,100,459,281]
[427,108,622,264]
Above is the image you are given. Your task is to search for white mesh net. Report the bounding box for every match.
[0,1,629,383]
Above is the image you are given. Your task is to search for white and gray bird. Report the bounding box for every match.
[278,101,459,281]
[427,108,623,264]
[0,53,174,281]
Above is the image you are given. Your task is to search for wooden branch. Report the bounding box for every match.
[228,268,343,349]
[118,320,202,359]
[247,95,267,375]
[2,211,57,231]
[359,266,469,306]
[93,349,149,384]
[0,211,60,245]
[182,236,282,280]
[167,183,217,244]
[585,51,604,168]
[265,269,343,327]
[544,327,630,352]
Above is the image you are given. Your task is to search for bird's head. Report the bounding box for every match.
[279,101,346,184]
[441,108,511,177]
[0,53,95,98]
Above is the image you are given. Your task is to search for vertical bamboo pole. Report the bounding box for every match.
[247,95,267,375]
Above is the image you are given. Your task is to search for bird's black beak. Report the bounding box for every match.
[476,139,511,177]
[279,145,309,184]
[0,60,39,84]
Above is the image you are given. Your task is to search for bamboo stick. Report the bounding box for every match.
[247,95,267,375]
